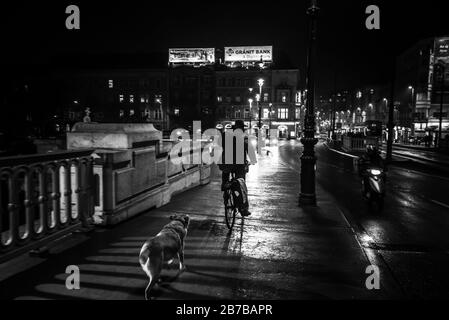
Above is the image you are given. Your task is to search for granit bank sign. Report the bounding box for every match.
[224,46,273,62]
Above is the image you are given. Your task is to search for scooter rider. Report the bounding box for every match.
[358,145,385,194]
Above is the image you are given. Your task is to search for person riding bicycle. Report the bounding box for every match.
[218,120,252,216]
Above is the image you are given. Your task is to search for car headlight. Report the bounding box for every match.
[370,169,382,175]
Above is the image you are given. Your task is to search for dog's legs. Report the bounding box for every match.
[178,251,186,273]
[146,257,162,300]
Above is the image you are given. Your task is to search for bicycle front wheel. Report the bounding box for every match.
[224,190,237,230]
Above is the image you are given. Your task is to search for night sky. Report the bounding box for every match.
[2,0,448,95]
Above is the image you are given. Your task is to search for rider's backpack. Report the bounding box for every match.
[230,178,248,211]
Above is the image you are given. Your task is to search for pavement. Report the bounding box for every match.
[0,141,395,300]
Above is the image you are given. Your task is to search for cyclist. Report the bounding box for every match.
[218,120,253,216]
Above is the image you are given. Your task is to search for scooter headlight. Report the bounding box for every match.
[370,169,382,176]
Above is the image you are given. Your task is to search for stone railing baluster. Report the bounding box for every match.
[0,150,95,262]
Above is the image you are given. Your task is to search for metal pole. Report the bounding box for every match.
[258,85,263,130]
[299,0,319,206]
[386,58,396,163]
[331,72,337,139]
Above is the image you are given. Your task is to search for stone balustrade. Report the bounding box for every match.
[67,123,211,225]
[0,122,211,262]
[0,150,95,262]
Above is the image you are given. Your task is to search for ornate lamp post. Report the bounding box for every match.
[299,0,319,206]
[248,98,254,134]
[258,78,265,130]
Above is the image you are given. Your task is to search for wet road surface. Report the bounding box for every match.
[278,139,449,299]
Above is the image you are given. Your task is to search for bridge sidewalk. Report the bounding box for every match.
[0,151,400,300]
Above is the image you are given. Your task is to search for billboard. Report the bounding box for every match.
[435,37,449,64]
[169,48,215,64]
[224,46,273,62]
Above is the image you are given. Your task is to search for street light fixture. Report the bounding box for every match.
[299,0,319,206]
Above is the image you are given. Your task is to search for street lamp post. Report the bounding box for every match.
[258,79,264,131]
[269,103,273,138]
[299,0,319,206]
[409,86,415,138]
[248,87,253,134]
[248,98,253,135]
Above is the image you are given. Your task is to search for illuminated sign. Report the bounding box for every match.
[169,48,215,64]
[435,37,449,60]
[434,38,449,86]
[224,46,273,62]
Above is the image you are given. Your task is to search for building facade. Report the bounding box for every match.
[396,36,449,142]
[215,68,301,138]
[52,68,170,131]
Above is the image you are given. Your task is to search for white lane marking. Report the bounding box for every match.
[430,199,449,209]
[324,144,359,159]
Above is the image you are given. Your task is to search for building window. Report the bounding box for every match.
[108,80,114,88]
[235,110,241,119]
[119,94,124,103]
[278,108,288,119]
[130,95,134,103]
[235,96,241,102]
[119,110,124,118]
[264,93,269,102]
[263,108,269,119]
[295,107,300,119]
[140,96,145,103]
[174,108,180,116]
[217,96,223,102]
[155,108,162,120]
[282,93,287,103]
[244,109,249,119]
[226,96,232,103]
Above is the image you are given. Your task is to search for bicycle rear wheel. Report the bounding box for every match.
[224,189,237,230]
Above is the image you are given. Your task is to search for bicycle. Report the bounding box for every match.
[223,172,238,230]
[222,164,249,230]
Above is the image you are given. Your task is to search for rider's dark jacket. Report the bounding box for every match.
[218,130,249,172]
